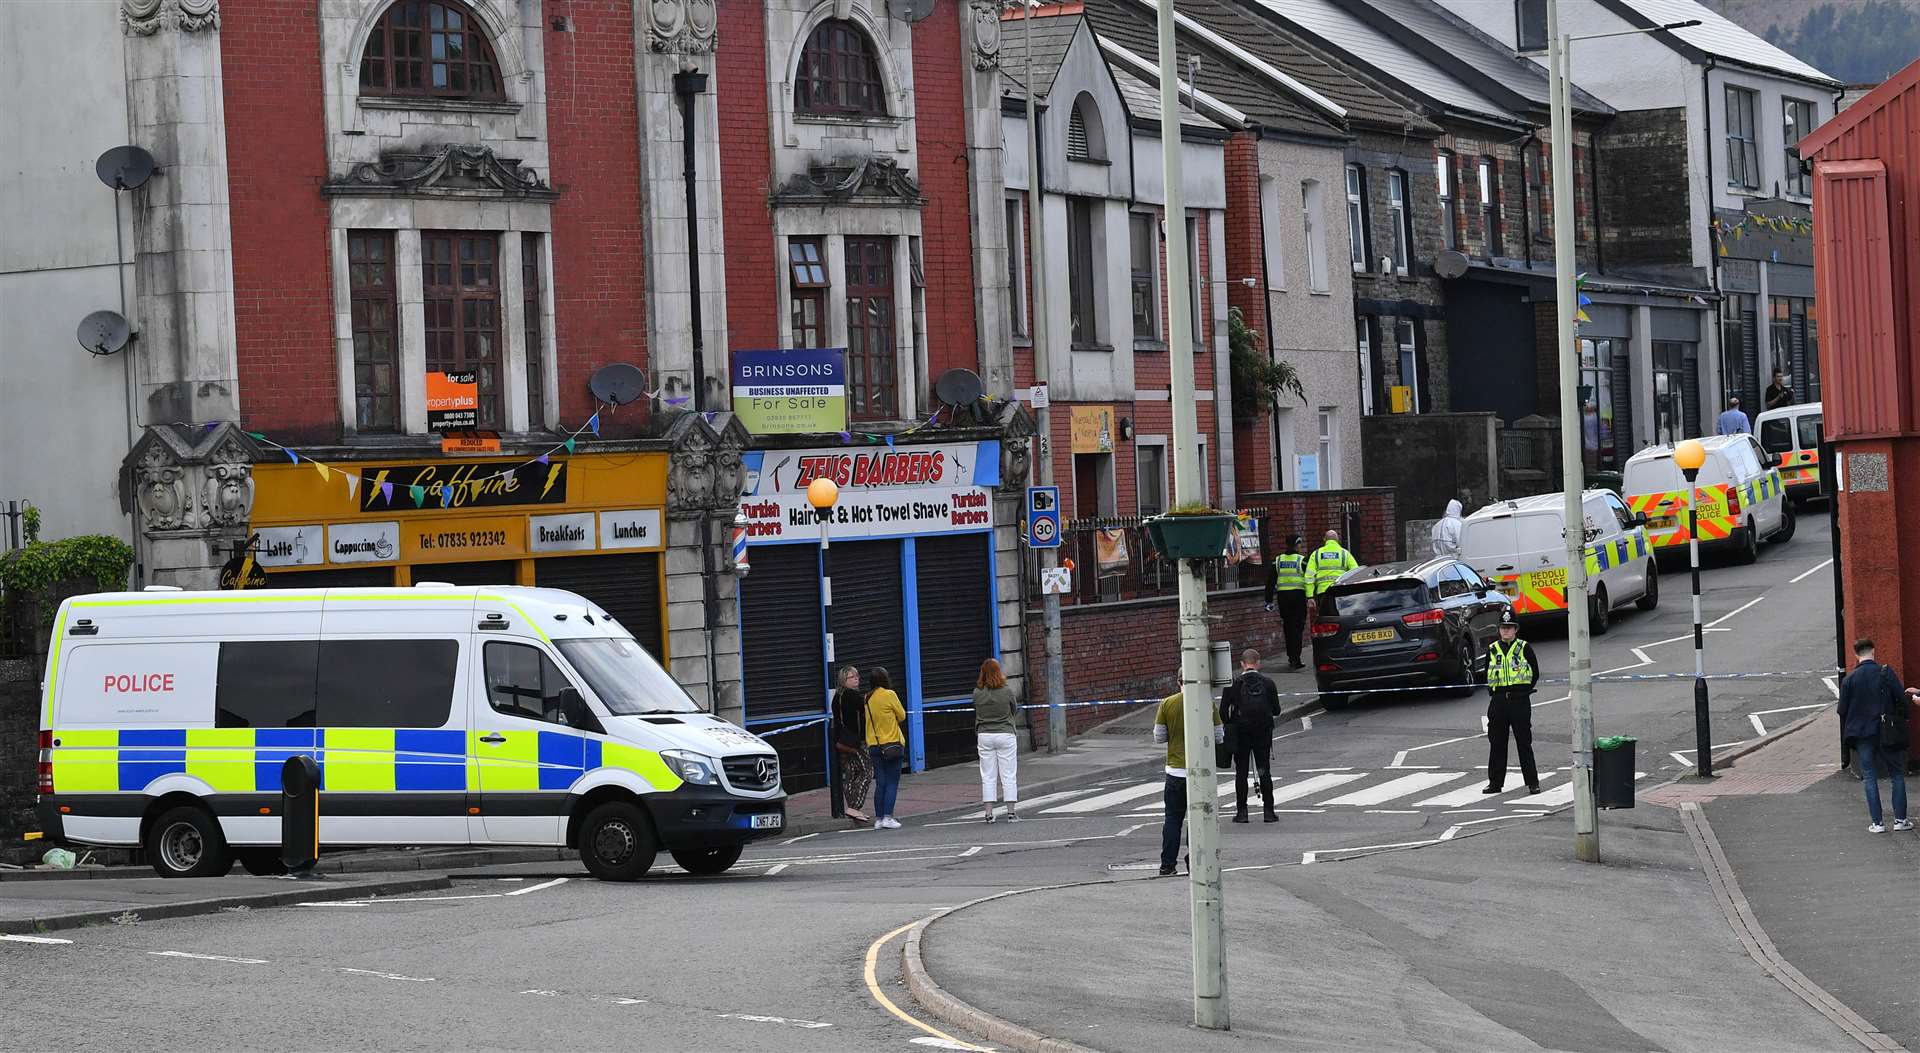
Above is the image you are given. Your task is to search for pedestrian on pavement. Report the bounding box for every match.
[972,658,1021,823]
[1305,529,1360,617]
[831,664,873,824]
[1484,611,1543,795]
[1220,648,1281,824]
[1153,688,1223,876]
[1765,371,1796,411]
[1430,499,1464,557]
[1265,534,1309,669]
[1837,639,1911,833]
[864,666,907,830]
[1715,397,1751,436]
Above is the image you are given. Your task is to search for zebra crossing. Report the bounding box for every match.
[1025,767,1645,817]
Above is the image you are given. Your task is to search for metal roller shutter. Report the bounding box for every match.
[533,554,665,661]
[418,560,519,587]
[914,533,997,771]
[1609,343,1633,466]
[739,544,826,791]
[830,540,907,697]
[1682,344,1702,438]
[1740,306,1762,411]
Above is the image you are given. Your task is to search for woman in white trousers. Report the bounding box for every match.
[972,658,1021,822]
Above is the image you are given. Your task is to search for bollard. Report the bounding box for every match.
[281,754,322,878]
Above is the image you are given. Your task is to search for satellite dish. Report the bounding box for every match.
[896,0,936,21]
[1434,250,1470,280]
[95,146,157,191]
[589,362,648,406]
[77,310,132,356]
[934,368,986,408]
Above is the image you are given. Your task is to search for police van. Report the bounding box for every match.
[1456,490,1657,635]
[1622,435,1793,565]
[34,585,786,882]
[1754,401,1824,505]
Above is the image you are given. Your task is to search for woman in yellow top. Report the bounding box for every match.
[864,667,907,830]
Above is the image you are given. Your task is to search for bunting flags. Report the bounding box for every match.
[1710,211,1813,257]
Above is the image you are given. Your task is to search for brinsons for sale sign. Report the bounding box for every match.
[731,348,847,434]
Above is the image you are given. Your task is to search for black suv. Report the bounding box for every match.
[1312,558,1513,708]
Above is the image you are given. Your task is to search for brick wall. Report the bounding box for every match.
[1596,108,1694,275]
[912,2,980,383]
[1023,587,1286,739]
[717,7,781,355]
[1239,486,1400,566]
[223,2,338,442]
[545,4,651,436]
[1223,134,1272,495]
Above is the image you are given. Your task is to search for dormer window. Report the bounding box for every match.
[360,1,503,101]
[795,19,886,117]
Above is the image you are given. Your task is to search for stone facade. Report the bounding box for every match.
[1349,129,1450,415]
[1594,109,1696,284]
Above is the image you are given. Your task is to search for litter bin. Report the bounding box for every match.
[1593,735,1636,809]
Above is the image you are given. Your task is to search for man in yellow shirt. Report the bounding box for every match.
[1153,689,1223,877]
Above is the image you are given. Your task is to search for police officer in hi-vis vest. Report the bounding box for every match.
[1264,534,1309,669]
[1484,610,1544,795]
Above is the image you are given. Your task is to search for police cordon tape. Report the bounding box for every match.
[744,668,1838,737]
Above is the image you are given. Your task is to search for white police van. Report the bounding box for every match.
[34,585,785,881]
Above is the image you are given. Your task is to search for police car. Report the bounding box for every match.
[34,585,786,881]
[1456,490,1657,635]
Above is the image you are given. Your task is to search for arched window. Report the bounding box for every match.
[1066,94,1105,162]
[795,19,886,117]
[360,1,504,101]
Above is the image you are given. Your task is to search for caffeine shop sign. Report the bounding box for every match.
[738,442,999,542]
[360,461,569,512]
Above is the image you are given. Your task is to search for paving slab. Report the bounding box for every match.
[917,810,1853,1053]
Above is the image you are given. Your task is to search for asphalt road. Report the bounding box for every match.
[0,515,1839,1051]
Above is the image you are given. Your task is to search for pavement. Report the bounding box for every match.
[912,807,1855,1053]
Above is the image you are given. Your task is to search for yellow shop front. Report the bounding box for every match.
[246,453,670,659]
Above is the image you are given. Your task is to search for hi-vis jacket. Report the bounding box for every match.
[1306,541,1359,598]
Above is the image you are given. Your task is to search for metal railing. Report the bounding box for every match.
[1024,514,1268,605]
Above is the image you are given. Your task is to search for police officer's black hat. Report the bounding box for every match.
[1289,534,1303,546]
[1498,609,1519,628]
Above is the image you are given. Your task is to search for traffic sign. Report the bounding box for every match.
[1026,485,1060,550]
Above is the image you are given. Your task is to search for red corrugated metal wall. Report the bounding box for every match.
[1813,161,1901,438]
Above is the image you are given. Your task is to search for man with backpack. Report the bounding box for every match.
[1220,648,1282,824]
[1837,638,1914,833]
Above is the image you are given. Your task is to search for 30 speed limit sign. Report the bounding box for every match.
[1032,516,1057,545]
[1026,486,1060,549]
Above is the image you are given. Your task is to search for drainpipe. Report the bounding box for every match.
[1518,131,1537,270]
[1700,59,1720,407]
[674,69,710,412]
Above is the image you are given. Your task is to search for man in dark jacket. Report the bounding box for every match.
[1219,648,1282,824]
[1484,611,1543,795]
[1837,638,1912,832]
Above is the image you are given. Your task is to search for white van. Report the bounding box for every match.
[34,586,785,881]
[1457,489,1657,634]
[1622,435,1793,564]
[1754,401,1824,505]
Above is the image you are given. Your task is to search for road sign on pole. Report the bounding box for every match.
[1027,486,1061,549]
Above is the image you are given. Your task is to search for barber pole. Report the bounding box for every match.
[730,512,749,576]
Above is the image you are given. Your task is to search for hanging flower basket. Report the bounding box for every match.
[1144,511,1236,560]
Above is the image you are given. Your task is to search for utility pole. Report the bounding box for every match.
[1547,0,1598,863]
[1158,2,1228,1030]
[1022,4,1067,752]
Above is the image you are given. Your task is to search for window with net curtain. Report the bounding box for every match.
[795,19,887,117]
[360,0,504,100]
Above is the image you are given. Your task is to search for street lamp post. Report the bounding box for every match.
[1674,439,1713,777]
[810,478,844,816]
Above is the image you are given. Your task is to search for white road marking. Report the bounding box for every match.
[716,1013,833,1029]
[1384,764,1441,770]
[1118,823,1152,837]
[504,877,568,897]
[497,877,525,882]
[1,934,72,944]
[1749,702,1830,736]
[1302,813,1539,864]
[1014,786,1108,811]
[1297,767,1353,772]
[958,846,981,857]
[150,951,267,965]
[1391,736,1479,768]
[330,893,504,903]
[779,832,819,846]
[1271,808,1325,814]
[1364,809,1422,814]
[340,967,434,982]
[763,864,789,877]
[1825,676,1840,698]
[1416,772,1561,808]
[911,1038,982,1051]
[1790,558,1834,584]
[295,902,371,908]
[1707,595,1765,628]
[521,989,560,996]
[1442,808,1495,814]
[612,998,648,1006]
[1264,772,1366,803]
[1319,771,1466,807]
[1043,781,1164,814]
